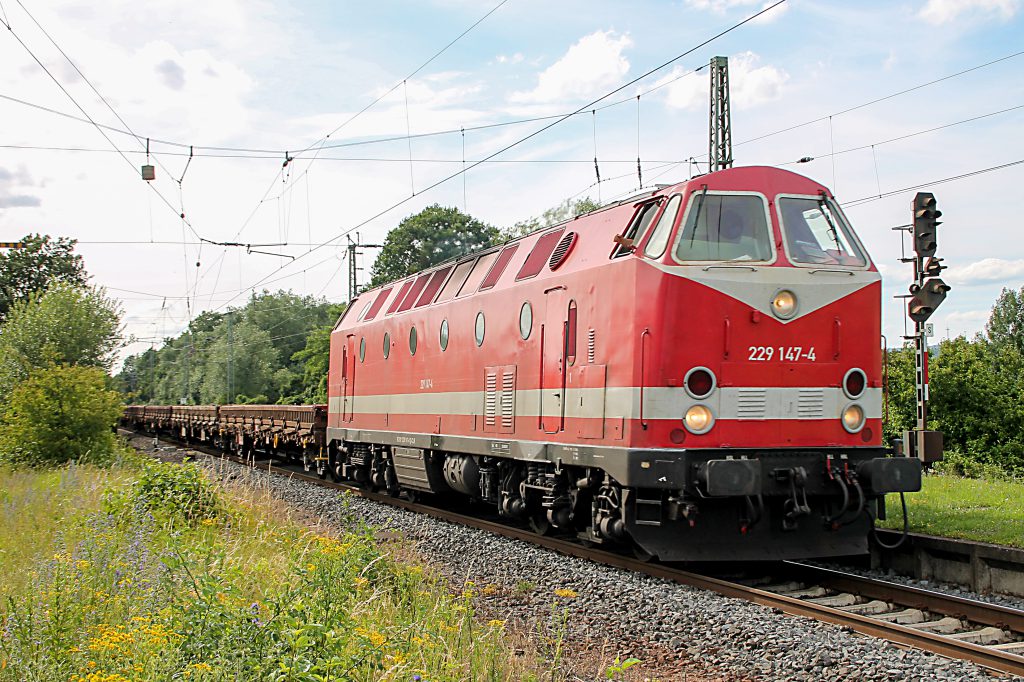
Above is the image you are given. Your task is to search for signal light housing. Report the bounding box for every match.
[912,192,942,258]
[908,278,950,323]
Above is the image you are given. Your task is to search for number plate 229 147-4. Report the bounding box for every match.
[747,346,816,362]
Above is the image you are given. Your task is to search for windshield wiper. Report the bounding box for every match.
[817,191,842,252]
[689,185,708,248]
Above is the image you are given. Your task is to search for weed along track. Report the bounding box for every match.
[127,428,1024,678]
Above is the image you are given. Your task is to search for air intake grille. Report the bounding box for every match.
[797,388,825,419]
[548,232,577,271]
[736,388,766,419]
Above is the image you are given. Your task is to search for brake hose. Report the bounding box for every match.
[872,492,910,550]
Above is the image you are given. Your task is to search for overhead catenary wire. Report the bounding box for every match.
[207,0,791,316]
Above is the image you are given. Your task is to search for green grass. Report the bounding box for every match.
[0,459,543,681]
[881,473,1024,548]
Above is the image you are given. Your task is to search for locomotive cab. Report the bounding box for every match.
[609,166,921,560]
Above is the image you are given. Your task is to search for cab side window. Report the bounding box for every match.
[612,200,661,258]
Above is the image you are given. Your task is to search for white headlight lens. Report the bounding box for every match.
[771,290,798,319]
[684,405,714,434]
[842,404,865,433]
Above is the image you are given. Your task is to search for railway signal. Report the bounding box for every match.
[898,191,950,463]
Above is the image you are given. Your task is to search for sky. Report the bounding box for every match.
[0,0,1022,367]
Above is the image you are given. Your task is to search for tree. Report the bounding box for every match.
[0,284,123,398]
[291,303,346,404]
[0,234,88,324]
[200,319,280,404]
[986,286,1024,354]
[0,365,123,466]
[369,205,499,287]
[504,196,601,239]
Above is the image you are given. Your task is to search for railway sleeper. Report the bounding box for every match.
[908,616,965,634]
[945,627,1009,645]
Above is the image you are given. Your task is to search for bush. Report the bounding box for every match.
[0,365,123,466]
[106,459,224,526]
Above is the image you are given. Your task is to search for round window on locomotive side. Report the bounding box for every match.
[409,326,418,355]
[440,319,449,351]
[475,311,486,347]
[383,332,391,359]
[359,337,365,363]
[519,301,532,340]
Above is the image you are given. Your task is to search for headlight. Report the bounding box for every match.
[841,404,865,433]
[684,367,716,399]
[684,405,714,434]
[843,368,866,399]
[771,289,798,319]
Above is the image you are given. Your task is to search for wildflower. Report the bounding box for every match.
[306,563,316,572]
[482,583,499,596]
[487,619,506,628]
[76,559,91,570]
[201,518,216,526]
[191,662,213,672]
[354,626,387,647]
[354,576,369,589]
[554,588,578,599]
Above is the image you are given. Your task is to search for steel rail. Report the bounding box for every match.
[132,431,1024,676]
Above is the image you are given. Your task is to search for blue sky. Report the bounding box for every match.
[0,0,1021,362]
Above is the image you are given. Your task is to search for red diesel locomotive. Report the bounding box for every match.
[324,165,921,562]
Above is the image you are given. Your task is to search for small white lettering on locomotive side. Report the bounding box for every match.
[396,436,416,445]
[419,378,433,389]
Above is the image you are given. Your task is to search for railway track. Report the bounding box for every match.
[133,431,1024,677]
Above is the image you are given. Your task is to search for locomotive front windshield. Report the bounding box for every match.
[673,193,774,263]
[779,196,866,267]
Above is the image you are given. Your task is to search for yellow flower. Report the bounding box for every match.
[487,619,506,628]
[191,662,213,672]
[353,576,369,589]
[201,518,216,526]
[354,626,386,648]
[306,563,316,572]
[76,559,90,570]
[482,583,499,596]
[554,588,578,599]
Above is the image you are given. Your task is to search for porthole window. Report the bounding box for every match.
[409,326,418,355]
[440,319,449,351]
[359,337,365,362]
[519,301,533,340]
[475,311,486,347]
[383,332,391,359]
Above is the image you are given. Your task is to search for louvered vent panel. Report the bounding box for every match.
[548,232,577,270]
[798,389,825,419]
[736,388,767,419]
[484,370,498,428]
[587,329,596,363]
[501,369,516,431]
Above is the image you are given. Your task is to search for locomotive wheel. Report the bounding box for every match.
[528,513,554,536]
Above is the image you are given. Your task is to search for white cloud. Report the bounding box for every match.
[919,0,1020,24]
[495,53,524,65]
[684,0,790,22]
[656,51,788,111]
[510,31,632,104]
[0,166,42,209]
[945,257,1024,286]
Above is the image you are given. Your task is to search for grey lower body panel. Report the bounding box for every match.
[327,426,892,490]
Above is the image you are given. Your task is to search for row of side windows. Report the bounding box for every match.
[359,299,582,364]
[355,227,567,325]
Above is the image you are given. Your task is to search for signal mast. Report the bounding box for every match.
[898,192,950,462]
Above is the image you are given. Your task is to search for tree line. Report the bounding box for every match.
[8,196,1022,478]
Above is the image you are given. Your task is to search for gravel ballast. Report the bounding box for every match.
[138,436,1019,681]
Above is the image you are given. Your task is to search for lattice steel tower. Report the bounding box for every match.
[708,56,733,172]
